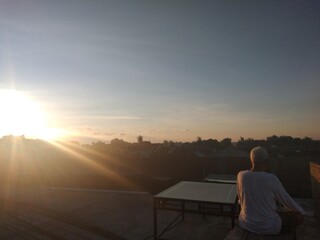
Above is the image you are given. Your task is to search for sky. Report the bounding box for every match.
[0,0,319,143]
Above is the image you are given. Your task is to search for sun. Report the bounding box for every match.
[0,89,62,140]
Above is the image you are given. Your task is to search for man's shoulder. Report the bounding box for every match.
[237,170,249,181]
[238,170,249,175]
[237,170,248,177]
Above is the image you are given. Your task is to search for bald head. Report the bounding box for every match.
[250,146,268,166]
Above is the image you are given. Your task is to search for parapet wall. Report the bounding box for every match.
[310,162,320,218]
[1,156,318,198]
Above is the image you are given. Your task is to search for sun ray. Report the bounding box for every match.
[2,136,19,205]
[47,140,138,190]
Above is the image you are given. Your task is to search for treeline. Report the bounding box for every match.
[0,135,319,160]
[237,135,319,156]
[87,135,320,157]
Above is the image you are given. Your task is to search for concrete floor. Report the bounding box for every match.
[0,187,319,240]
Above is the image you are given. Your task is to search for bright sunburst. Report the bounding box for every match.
[0,89,61,140]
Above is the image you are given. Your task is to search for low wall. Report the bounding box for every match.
[310,162,320,218]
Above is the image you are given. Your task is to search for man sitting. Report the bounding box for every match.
[237,146,305,235]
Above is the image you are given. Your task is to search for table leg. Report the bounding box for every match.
[231,205,235,228]
[182,201,185,220]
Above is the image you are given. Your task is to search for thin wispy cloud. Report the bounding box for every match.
[74,115,141,120]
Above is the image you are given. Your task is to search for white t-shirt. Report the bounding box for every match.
[237,170,305,235]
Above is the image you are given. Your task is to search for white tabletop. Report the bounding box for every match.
[155,181,237,204]
[204,174,237,184]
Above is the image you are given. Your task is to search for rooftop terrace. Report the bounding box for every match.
[0,187,319,240]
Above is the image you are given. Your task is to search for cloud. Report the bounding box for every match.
[72,115,141,120]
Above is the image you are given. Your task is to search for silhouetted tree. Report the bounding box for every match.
[220,138,232,149]
[110,138,129,152]
[137,135,143,144]
[266,135,279,146]
[237,137,264,151]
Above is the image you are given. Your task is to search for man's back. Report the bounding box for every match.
[237,170,305,235]
[237,170,282,234]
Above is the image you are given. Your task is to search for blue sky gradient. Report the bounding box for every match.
[0,0,319,142]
